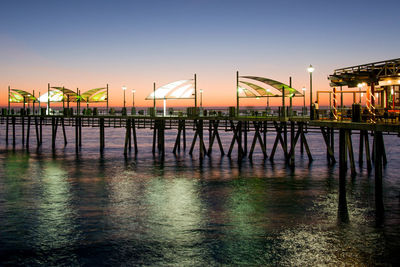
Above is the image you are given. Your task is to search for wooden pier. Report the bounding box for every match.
[1,111,399,223]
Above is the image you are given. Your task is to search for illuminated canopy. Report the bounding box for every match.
[38,87,107,103]
[240,76,302,97]
[239,81,276,98]
[9,89,38,103]
[80,87,108,102]
[146,79,195,100]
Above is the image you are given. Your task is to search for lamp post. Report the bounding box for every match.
[122,86,126,108]
[200,89,203,109]
[307,65,314,119]
[357,83,362,104]
[391,87,394,109]
[132,89,136,107]
[267,88,270,107]
[302,87,306,116]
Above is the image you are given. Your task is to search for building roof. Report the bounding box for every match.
[329,58,400,87]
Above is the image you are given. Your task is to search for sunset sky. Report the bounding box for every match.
[1,0,399,108]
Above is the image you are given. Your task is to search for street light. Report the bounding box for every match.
[199,89,203,109]
[122,86,126,108]
[391,87,394,109]
[132,89,136,107]
[302,86,306,115]
[307,64,315,119]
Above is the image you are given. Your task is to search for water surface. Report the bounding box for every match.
[1,125,400,265]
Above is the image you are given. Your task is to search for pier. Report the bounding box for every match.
[1,58,400,223]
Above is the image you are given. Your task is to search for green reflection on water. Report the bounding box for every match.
[2,153,31,203]
[33,160,77,251]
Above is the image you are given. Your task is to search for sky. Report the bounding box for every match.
[1,0,399,108]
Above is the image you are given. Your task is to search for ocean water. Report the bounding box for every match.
[0,123,400,266]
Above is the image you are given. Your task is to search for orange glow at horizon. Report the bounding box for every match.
[0,73,347,108]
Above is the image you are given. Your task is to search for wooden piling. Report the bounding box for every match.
[79,117,82,147]
[52,117,56,151]
[22,115,25,146]
[321,127,336,163]
[128,119,132,151]
[183,120,186,150]
[287,122,303,167]
[159,120,165,159]
[346,130,356,176]
[124,118,130,155]
[300,123,313,162]
[152,119,157,154]
[263,121,267,153]
[330,127,334,156]
[290,121,295,166]
[100,117,105,153]
[338,128,349,223]
[75,117,79,153]
[243,121,248,155]
[35,116,39,146]
[199,119,205,159]
[374,131,384,222]
[174,120,184,154]
[132,119,138,154]
[270,121,288,161]
[26,115,31,149]
[283,121,287,161]
[6,117,9,145]
[227,121,244,159]
[249,121,267,160]
[381,135,387,165]
[62,118,67,146]
[12,116,16,147]
[208,120,224,156]
[359,130,364,166]
[364,131,372,171]
[189,119,207,158]
[39,116,43,146]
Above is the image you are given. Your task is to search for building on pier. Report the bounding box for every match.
[327,58,400,119]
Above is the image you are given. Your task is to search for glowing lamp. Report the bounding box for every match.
[307,64,314,73]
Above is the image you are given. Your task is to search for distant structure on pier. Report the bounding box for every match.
[325,58,400,120]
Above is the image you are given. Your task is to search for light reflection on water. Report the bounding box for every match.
[0,126,399,265]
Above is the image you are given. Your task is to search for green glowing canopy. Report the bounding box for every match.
[80,87,107,102]
[38,87,107,103]
[10,89,38,103]
[239,81,277,98]
[240,76,302,96]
